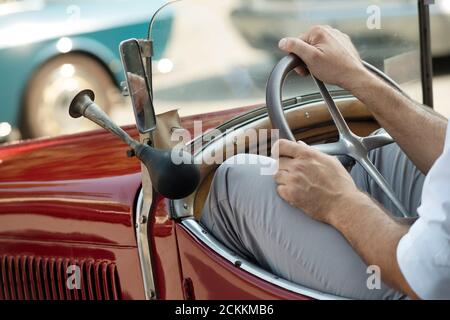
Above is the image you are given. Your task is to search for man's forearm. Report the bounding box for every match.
[329,192,418,298]
[350,71,447,174]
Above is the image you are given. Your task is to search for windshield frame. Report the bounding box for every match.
[418,0,434,108]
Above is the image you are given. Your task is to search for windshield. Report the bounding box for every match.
[152,0,423,117]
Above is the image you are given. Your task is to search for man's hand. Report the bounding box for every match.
[272,139,419,298]
[278,25,447,174]
[272,139,359,223]
[127,72,148,113]
[271,25,442,298]
[278,25,370,92]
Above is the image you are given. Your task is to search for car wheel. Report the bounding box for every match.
[22,53,121,138]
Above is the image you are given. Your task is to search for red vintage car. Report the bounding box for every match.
[0,0,436,300]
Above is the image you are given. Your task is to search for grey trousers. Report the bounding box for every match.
[200,136,426,299]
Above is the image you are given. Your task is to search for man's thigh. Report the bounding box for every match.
[201,153,404,299]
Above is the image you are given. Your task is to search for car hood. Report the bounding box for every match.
[0,125,141,182]
[0,126,142,246]
[0,106,252,246]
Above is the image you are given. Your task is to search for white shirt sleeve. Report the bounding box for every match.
[397,122,450,300]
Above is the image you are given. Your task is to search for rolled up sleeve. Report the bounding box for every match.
[397,121,450,299]
[397,219,450,299]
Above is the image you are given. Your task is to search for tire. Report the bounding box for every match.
[22,53,121,138]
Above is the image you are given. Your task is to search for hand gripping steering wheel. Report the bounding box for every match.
[266,54,409,217]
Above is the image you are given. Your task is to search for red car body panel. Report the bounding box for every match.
[0,127,142,246]
[0,126,145,299]
[150,196,185,300]
[0,105,304,300]
[175,225,307,300]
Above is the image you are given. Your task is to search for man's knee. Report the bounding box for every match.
[211,153,276,198]
[202,153,277,226]
[201,154,277,260]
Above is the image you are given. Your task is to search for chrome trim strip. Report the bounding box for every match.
[181,218,346,300]
[136,189,156,299]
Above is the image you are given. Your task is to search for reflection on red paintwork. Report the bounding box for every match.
[0,127,143,246]
[0,126,145,299]
[0,105,259,300]
[150,195,184,299]
[176,225,311,300]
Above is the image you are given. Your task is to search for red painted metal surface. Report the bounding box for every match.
[0,104,263,300]
[150,195,184,300]
[0,239,143,299]
[0,127,143,246]
[149,196,308,301]
[0,126,145,299]
[0,254,122,300]
[175,224,310,300]
[180,105,258,138]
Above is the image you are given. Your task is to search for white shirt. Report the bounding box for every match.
[397,121,450,299]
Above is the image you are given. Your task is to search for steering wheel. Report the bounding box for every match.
[266,53,408,217]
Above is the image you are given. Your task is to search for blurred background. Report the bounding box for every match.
[1,0,450,143]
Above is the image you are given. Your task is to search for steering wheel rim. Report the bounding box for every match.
[266,53,409,217]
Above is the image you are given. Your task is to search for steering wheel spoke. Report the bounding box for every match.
[358,157,409,217]
[312,77,352,137]
[311,141,347,156]
[361,132,394,151]
[267,53,410,219]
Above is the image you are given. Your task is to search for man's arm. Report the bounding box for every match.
[273,25,448,299]
[329,191,419,299]
[278,26,447,174]
[349,72,447,174]
[273,139,419,298]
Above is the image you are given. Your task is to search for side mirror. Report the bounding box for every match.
[120,38,156,134]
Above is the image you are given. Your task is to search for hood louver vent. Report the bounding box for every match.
[0,256,121,300]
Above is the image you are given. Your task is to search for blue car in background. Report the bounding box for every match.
[0,0,173,140]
